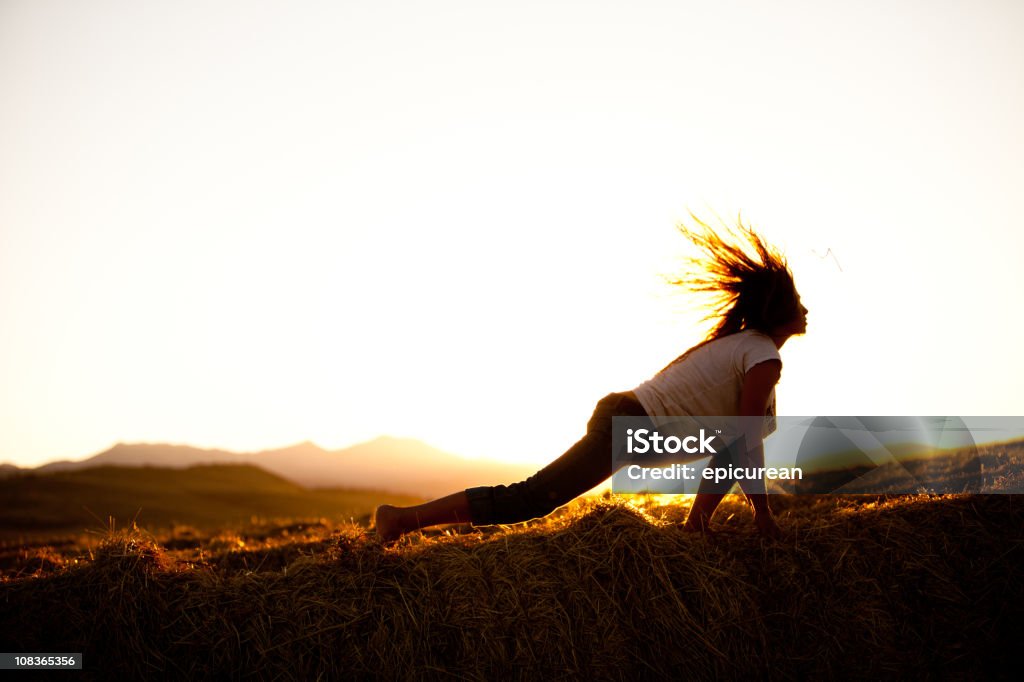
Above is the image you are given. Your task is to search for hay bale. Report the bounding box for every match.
[1,494,1022,679]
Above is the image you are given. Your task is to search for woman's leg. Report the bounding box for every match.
[463,392,651,527]
[373,392,650,541]
[373,429,612,542]
[462,426,615,526]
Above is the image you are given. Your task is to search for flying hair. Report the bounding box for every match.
[657,212,798,373]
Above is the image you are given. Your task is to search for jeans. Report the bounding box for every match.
[464,392,654,526]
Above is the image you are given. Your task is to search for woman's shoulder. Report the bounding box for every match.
[717,328,774,349]
[744,328,777,344]
[662,329,776,374]
[683,330,772,369]
[730,329,782,370]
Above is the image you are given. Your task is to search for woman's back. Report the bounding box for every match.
[631,329,782,423]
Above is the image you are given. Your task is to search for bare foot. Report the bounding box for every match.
[373,505,405,543]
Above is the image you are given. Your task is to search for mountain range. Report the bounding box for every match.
[0,437,539,498]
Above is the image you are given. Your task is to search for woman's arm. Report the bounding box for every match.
[682,359,783,537]
[736,359,783,538]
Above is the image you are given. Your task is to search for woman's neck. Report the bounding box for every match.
[766,332,791,350]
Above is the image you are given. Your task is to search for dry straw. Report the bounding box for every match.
[1,493,1023,680]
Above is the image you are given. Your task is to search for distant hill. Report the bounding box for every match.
[0,464,424,537]
[20,436,538,498]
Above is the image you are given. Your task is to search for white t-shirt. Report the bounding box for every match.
[631,329,781,439]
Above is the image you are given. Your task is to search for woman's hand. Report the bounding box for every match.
[754,512,782,540]
[681,515,715,537]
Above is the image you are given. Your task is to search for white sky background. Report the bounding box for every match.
[2,0,1022,467]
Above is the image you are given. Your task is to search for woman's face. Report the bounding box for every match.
[772,292,809,336]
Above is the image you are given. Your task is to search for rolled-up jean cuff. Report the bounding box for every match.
[464,486,495,526]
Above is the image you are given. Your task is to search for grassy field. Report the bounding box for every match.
[2,490,1022,680]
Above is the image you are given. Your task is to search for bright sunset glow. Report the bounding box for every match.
[2,0,1022,468]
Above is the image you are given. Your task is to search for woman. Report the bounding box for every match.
[374,215,808,542]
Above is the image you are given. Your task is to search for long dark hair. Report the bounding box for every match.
[657,213,798,373]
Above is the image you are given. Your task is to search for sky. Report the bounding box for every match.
[2,0,1022,468]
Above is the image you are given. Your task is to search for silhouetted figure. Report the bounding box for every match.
[374,215,808,542]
